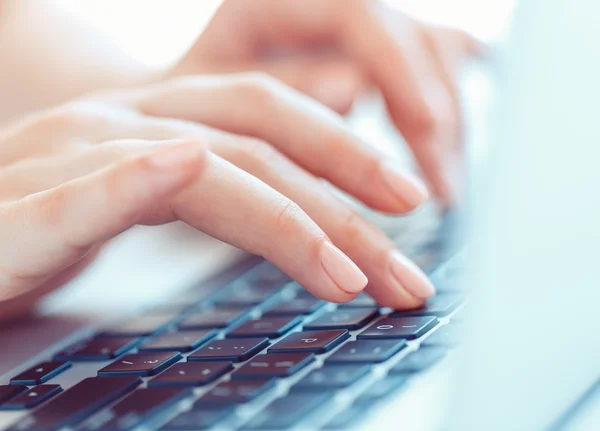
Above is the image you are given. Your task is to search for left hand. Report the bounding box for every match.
[171,0,481,204]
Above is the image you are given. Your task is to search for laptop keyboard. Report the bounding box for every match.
[0,207,466,431]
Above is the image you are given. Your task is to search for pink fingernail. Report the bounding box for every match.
[388,251,435,300]
[379,161,430,211]
[320,242,368,294]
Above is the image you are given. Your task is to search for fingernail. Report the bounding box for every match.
[320,241,368,294]
[388,251,435,300]
[147,141,204,170]
[379,161,430,210]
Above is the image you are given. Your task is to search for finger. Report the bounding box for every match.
[130,74,429,214]
[0,139,206,294]
[213,136,435,309]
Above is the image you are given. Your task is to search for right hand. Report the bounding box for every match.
[0,73,434,321]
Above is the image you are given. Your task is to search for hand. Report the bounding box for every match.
[172,0,481,204]
[0,73,434,321]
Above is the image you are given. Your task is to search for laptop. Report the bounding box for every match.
[1,0,599,430]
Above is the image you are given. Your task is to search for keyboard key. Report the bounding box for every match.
[213,280,282,307]
[423,324,463,348]
[148,362,233,387]
[138,330,217,352]
[99,313,177,337]
[7,376,141,431]
[358,316,438,340]
[242,392,331,430]
[0,386,62,410]
[161,407,231,430]
[0,385,27,404]
[81,387,189,431]
[338,293,377,308]
[391,294,465,317]
[233,353,315,379]
[262,297,326,316]
[304,308,379,330]
[355,375,409,404]
[390,346,447,373]
[327,339,407,363]
[98,352,182,377]
[11,361,71,385]
[294,364,370,390]
[243,262,291,287]
[54,337,139,361]
[268,330,349,354]
[178,308,248,330]
[188,338,269,362]
[198,379,275,406]
[227,316,301,338]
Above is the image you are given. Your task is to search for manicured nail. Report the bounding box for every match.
[320,241,368,294]
[147,141,204,170]
[388,251,435,300]
[379,161,430,210]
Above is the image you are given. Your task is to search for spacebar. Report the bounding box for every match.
[8,376,142,431]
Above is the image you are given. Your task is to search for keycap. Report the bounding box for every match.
[227,316,301,338]
[198,379,275,406]
[233,353,315,379]
[0,385,62,410]
[81,387,189,431]
[390,346,447,373]
[241,391,331,430]
[161,407,232,430]
[148,362,233,387]
[262,297,326,316]
[422,324,463,348]
[327,339,407,363]
[138,330,217,352]
[243,261,291,287]
[391,294,465,317]
[355,375,409,404]
[304,308,379,330]
[188,338,269,362]
[7,376,141,431]
[178,308,249,330]
[98,352,182,377]
[0,385,27,404]
[268,330,349,354]
[10,361,71,385]
[338,293,377,308]
[54,337,139,361]
[99,313,177,337]
[294,364,370,390]
[357,316,438,340]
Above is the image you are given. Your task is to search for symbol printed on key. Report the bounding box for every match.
[401,325,417,328]
[275,361,294,368]
[251,362,269,368]
[144,360,160,364]
[35,368,44,373]
[178,370,186,375]
[122,361,134,365]
[29,392,38,397]
[202,369,211,375]
[302,338,318,343]
[377,325,394,330]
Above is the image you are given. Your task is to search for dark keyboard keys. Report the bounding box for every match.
[327,339,407,363]
[54,337,139,361]
[161,407,231,430]
[138,330,217,352]
[358,316,438,340]
[268,330,349,354]
[243,262,291,287]
[338,293,377,308]
[198,379,275,405]
[7,376,141,431]
[355,375,409,404]
[98,352,182,377]
[423,324,463,348]
[304,308,379,330]
[82,387,189,431]
[0,385,62,410]
[390,346,447,373]
[0,385,27,404]
[10,361,71,385]
[148,362,233,387]
[391,294,465,317]
[294,364,370,390]
[178,308,248,330]
[242,392,331,430]
[263,297,326,316]
[100,313,177,337]
[233,353,315,379]
[227,316,301,338]
[188,338,269,362]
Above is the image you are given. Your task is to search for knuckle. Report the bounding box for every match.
[34,103,109,135]
[236,72,282,106]
[273,198,304,235]
[339,208,365,244]
[240,138,283,170]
